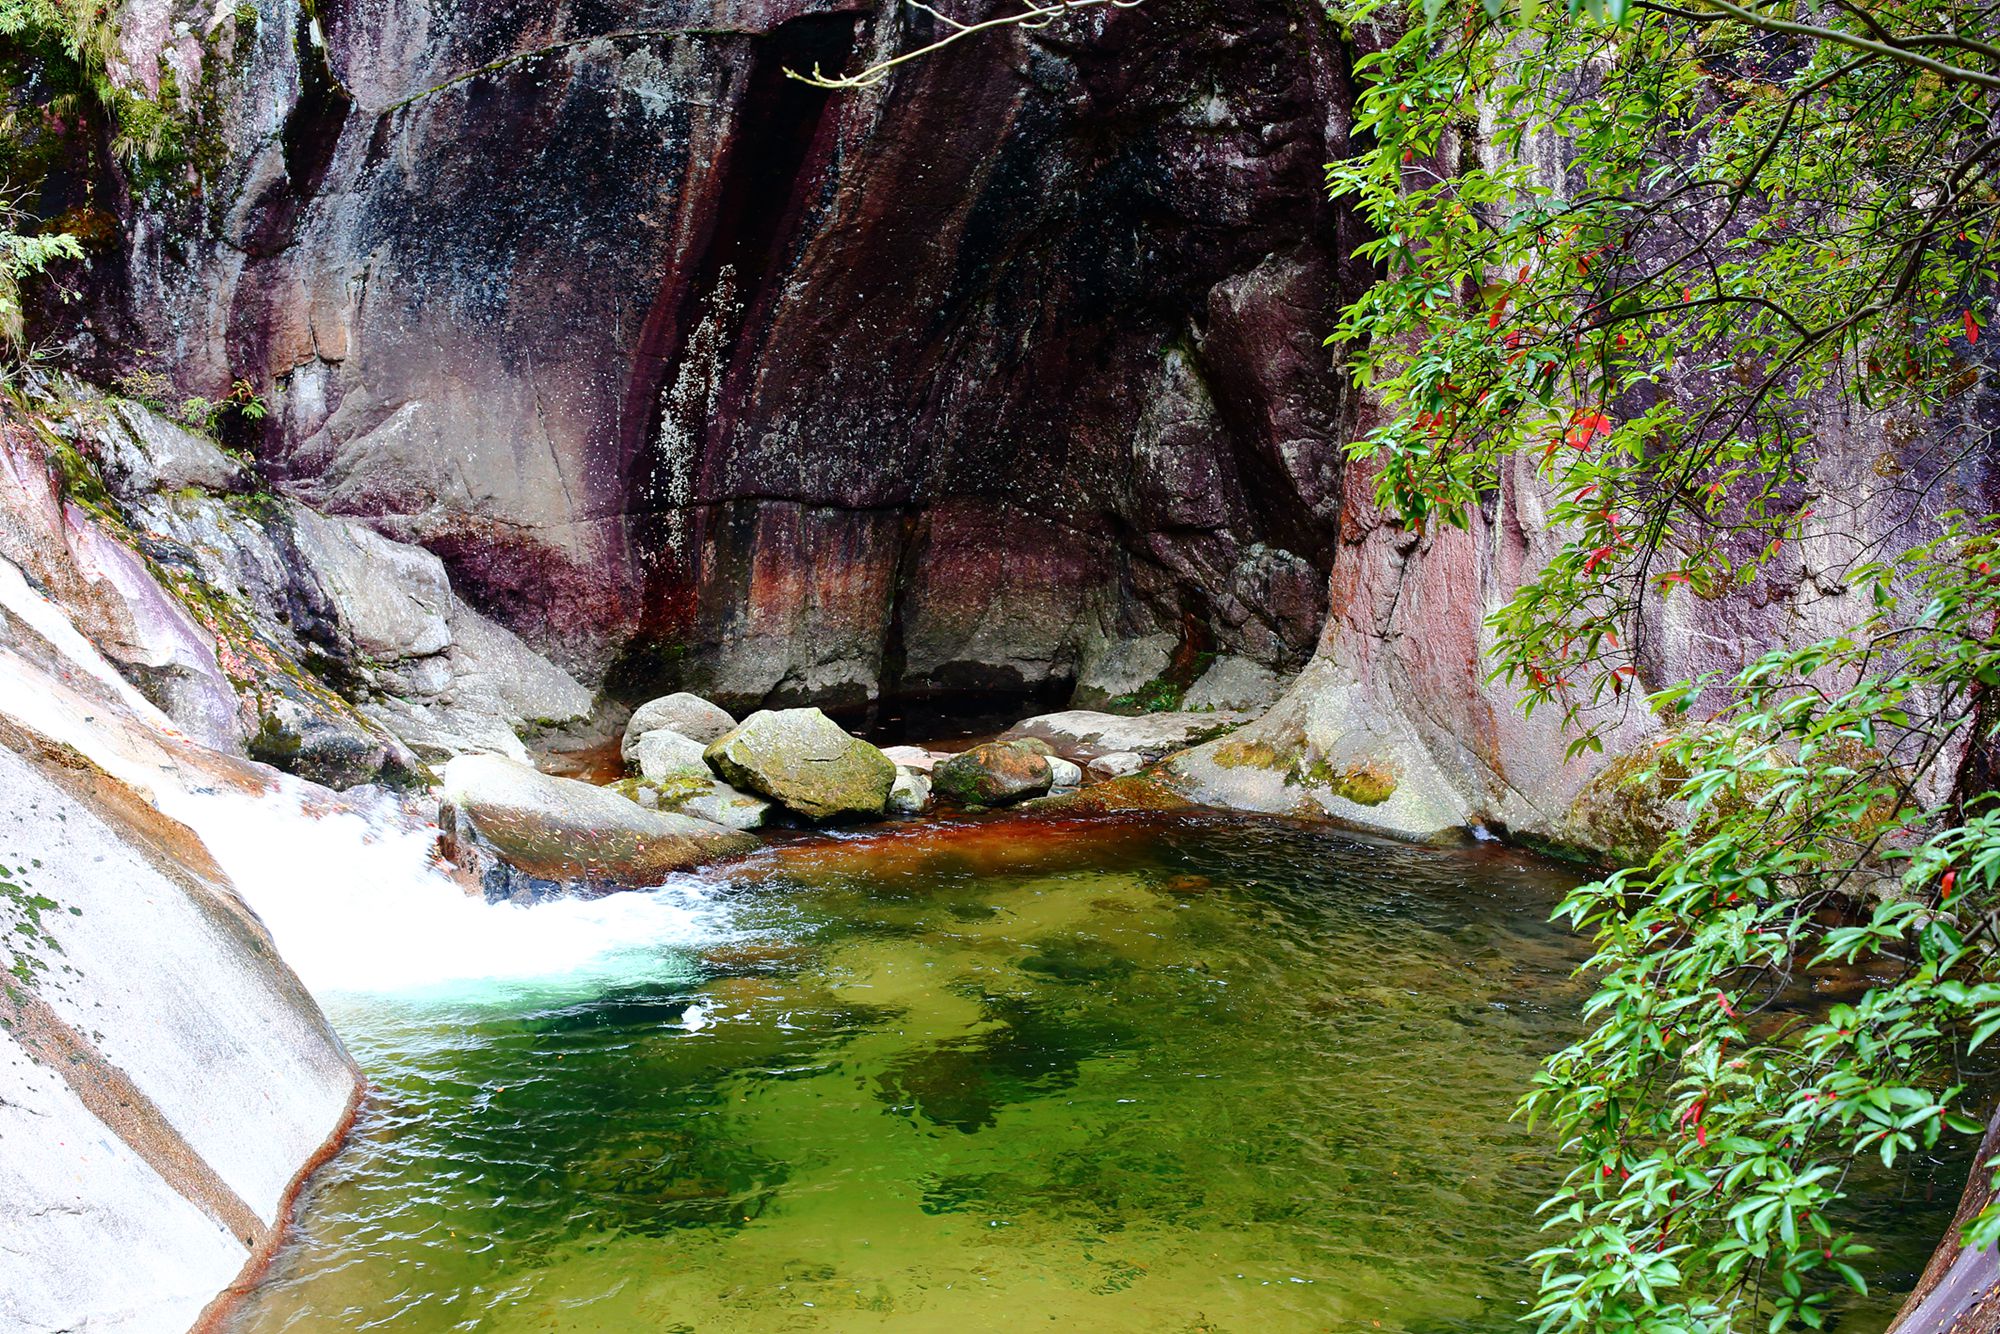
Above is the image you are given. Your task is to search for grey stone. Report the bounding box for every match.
[287,508,452,661]
[1184,656,1285,713]
[1071,634,1177,710]
[90,397,249,499]
[632,728,712,785]
[1047,756,1084,789]
[888,766,932,816]
[676,781,772,831]
[880,744,945,772]
[623,692,738,759]
[1003,710,1250,763]
[1088,751,1146,779]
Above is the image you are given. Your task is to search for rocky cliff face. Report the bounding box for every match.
[39,0,1998,843]
[64,0,1368,714]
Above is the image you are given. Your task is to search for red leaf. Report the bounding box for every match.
[1696,1124,1708,1148]
[1942,868,1957,902]
[1489,294,1509,328]
[1583,545,1615,574]
[1967,310,1981,344]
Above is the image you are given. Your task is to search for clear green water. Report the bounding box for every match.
[232,813,1953,1333]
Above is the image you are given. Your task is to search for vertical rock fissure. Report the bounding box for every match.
[623,15,858,657]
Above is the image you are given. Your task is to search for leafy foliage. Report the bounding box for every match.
[0,208,78,344]
[1523,525,2000,1331]
[1323,0,2000,1325]
[1329,0,1997,751]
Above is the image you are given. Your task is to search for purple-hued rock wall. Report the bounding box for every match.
[73,0,1367,710]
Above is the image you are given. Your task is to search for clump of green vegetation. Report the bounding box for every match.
[115,367,267,436]
[1107,676,1186,714]
[1210,737,1295,771]
[1,857,77,991]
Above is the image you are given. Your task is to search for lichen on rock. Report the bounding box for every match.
[702,708,895,821]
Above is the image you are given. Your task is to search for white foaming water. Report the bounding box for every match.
[170,783,746,1004]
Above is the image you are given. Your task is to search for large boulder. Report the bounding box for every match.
[622,693,738,759]
[439,754,754,897]
[933,739,1055,807]
[1183,656,1285,713]
[702,708,896,820]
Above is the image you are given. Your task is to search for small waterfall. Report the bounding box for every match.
[169,782,746,1004]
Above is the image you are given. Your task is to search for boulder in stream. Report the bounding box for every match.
[933,739,1055,807]
[623,693,737,758]
[440,754,755,898]
[1089,751,1146,779]
[888,767,933,817]
[703,708,897,820]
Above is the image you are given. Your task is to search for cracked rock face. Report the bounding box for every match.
[76,0,1365,712]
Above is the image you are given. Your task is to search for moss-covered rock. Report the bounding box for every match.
[703,708,895,821]
[933,739,1055,807]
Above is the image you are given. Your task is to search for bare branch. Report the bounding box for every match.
[786,0,1143,90]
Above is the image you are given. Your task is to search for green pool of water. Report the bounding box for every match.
[231,813,1955,1333]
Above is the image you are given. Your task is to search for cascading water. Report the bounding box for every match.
[176,785,749,1003]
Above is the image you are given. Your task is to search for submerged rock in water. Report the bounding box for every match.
[933,740,1055,807]
[440,754,754,896]
[623,693,737,758]
[888,766,933,817]
[631,728,712,785]
[704,708,896,821]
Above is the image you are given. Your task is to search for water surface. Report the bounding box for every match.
[232,813,1952,1332]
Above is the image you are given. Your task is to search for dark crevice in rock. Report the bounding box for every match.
[624,14,858,640]
[238,10,352,258]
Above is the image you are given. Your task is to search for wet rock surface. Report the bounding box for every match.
[1002,709,1250,763]
[1,387,592,785]
[933,738,1056,807]
[630,728,713,785]
[440,753,755,898]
